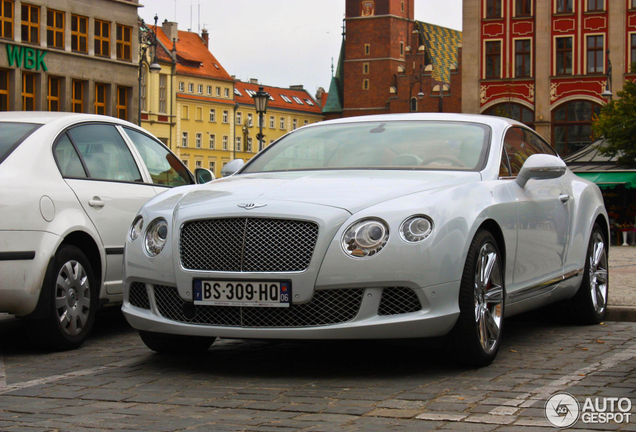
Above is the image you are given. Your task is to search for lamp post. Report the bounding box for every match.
[430,82,451,113]
[138,15,161,125]
[252,86,270,151]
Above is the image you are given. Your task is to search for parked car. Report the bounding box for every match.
[0,112,212,350]
[122,113,609,366]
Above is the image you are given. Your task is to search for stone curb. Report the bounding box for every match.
[605,306,636,322]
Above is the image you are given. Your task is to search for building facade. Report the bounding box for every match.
[462,0,636,156]
[0,0,140,120]
[233,80,323,160]
[324,0,462,119]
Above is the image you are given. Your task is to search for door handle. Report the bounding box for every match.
[88,197,104,208]
[559,194,570,204]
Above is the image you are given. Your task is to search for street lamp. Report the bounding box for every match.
[252,86,270,150]
[138,15,161,125]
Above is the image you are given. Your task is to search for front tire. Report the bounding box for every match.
[139,331,216,354]
[569,223,608,324]
[451,230,505,367]
[26,245,98,351]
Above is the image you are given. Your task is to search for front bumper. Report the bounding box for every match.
[122,281,461,340]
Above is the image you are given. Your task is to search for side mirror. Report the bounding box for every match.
[221,159,245,177]
[194,168,215,184]
[516,154,567,188]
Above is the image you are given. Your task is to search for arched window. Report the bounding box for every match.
[410,97,417,112]
[484,103,534,129]
[551,100,601,156]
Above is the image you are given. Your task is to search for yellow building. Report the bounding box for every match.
[140,21,235,178]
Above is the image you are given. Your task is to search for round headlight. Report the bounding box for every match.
[400,216,433,243]
[144,218,168,257]
[342,218,389,258]
[129,215,144,242]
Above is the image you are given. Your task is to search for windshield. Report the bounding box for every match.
[243,121,491,173]
[0,123,41,164]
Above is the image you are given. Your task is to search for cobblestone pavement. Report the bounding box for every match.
[0,308,635,431]
[609,246,636,308]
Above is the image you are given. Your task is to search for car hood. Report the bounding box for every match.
[177,170,481,214]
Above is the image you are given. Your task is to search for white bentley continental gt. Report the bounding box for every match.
[122,113,609,366]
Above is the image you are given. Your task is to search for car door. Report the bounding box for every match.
[55,123,158,296]
[502,127,570,300]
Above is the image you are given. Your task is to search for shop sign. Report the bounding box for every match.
[5,44,48,71]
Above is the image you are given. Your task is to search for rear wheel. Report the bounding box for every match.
[26,245,97,351]
[569,224,608,324]
[139,331,216,354]
[451,230,505,367]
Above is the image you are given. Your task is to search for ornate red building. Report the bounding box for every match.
[323,0,462,119]
[462,0,636,156]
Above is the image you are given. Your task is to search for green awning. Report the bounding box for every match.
[575,172,636,189]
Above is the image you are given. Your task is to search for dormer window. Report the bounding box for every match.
[280,94,292,103]
[292,96,304,105]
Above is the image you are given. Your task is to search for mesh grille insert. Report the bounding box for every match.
[129,282,150,310]
[378,287,422,316]
[153,285,363,328]
[180,218,319,272]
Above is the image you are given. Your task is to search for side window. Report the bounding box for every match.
[67,124,142,182]
[123,128,193,187]
[503,127,541,176]
[499,147,511,177]
[523,129,558,156]
[54,133,87,178]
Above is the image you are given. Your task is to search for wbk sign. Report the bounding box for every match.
[5,44,48,71]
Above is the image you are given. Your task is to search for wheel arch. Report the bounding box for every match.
[60,231,103,289]
[476,219,506,269]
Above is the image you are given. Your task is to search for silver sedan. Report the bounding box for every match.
[122,113,609,366]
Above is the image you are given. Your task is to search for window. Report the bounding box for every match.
[209,161,215,172]
[632,34,636,70]
[292,96,304,105]
[196,133,202,148]
[364,44,370,55]
[71,15,88,53]
[587,35,604,74]
[269,115,275,128]
[556,37,573,75]
[556,0,573,13]
[363,63,369,74]
[280,117,286,130]
[95,83,106,114]
[196,106,202,121]
[235,136,241,152]
[209,108,216,122]
[304,99,314,106]
[247,137,252,153]
[21,4,39,44]
[222,135,228,150]
[552,100,601,155]
[222,110,228,123]
[209,134,215,149]
[182,105,189,119]
[0,0,13,40]
[236,112,242,125]
[502,127,542,176]
[116,24,132,61]
[247,113,253,127]
[22,72,35,111]
[410,97,417,112]
[484,103,534,129]
[47,76,60,111]
[587,0,603,11]
[207,85,211,95]
[195,160,202,168]
[362,79,369,90]
[224,88,229,98]
[216,86,221,96]
[0,69,9,111]
[54,134,86,178]
[124,128,191,186]
[515,0,531,16]
[486,0,502,18]
[515,39,531,77]
[182,159,188,168]
[46,9,64,48]
[94,20,110,57]
[140,68,147,112]
[198,84,203,94]
[72,80,84,113]
[400,41,404,56]
[188,83,194,93]
[304,120,309,125]
[292,119,297,130]
[179,81,184,92]
[117,86,128,120]
[632,0,636,9]
[182,132,188,147]
[485,41,501,78]
[280,94,292,103]
[158,75,167,113]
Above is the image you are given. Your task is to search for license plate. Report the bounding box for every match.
[193,280,291,307]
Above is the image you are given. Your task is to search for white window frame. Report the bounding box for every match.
[222,135,228,150]
[222,110,229,123]
[181,132,188,147]
[269,115,275,128]
[197,84,203,94]
[196,133,202,148]
[179,81,184,92]
[235,136,241,152]
[280,116,286,130]
[216,86,221,96]
[188,83,194,93]
[207,85,212,95]
[224,88,229,98]
[247,113,253,127]
[236,112,243,125]
[209,108,216,122]
[209,134,215,149]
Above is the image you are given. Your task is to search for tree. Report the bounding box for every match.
[592,80,636,166]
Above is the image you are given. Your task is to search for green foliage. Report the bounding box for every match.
[592,80,636,166]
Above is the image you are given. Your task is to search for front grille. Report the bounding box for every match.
[154,285,363,327]
[129,282,150,309]
[180,218,319,272]
[378,287,422,315]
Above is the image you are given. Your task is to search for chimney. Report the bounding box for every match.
[162,21,178,42]
[201,28,209,48]
[289,85,304,90]
[249,78,259,84]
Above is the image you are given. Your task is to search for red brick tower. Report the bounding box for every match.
[343,0,415,116]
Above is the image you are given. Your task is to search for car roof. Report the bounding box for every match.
[0,111,141,130]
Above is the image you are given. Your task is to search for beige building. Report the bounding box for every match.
[0,0,140,120]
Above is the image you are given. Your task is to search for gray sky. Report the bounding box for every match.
[138,1,463,97]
